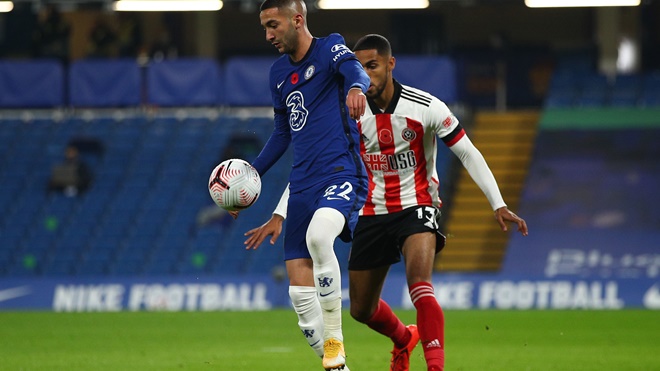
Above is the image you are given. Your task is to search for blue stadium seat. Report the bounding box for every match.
[640,91,660,107]
[640,72,660,106]
[609,89,639,107]
[75,260,108,276]
[609,74,641,107]
[109,259,144,275]
[209,255,247,275]
[0,115,299,279]
[143,258,175,275]
[575,73,610,107]
[544,87,576,108]
[43,257,76,276]
[6,262,40,277]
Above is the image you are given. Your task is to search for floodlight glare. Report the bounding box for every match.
[0,1,13,13]
[525,0,640,7]
[316,0,429,10]
[113,0,223,12]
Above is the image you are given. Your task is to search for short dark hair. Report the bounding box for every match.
[353,34,392,57]
[260,0,297,12]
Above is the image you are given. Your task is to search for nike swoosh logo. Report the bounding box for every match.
[319,290,335,297]
[0,286,31,303]
[277,80,285,89]
[310,340,321,347]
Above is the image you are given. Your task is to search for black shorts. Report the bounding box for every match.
[348,206,446,271]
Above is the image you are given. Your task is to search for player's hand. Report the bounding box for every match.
[244,214,284,250]
[346,87,366,120]
[494,207,528,236]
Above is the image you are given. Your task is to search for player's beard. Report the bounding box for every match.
[366,83,385,100]
[278,27,298,55]
[366,70,391,100]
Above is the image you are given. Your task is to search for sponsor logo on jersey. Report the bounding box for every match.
[363,151,417,175]
[331,44,349,53]
[362,154,390,172]
[331,44,352,62]
[401,127,416,142]
[304,65,315,80]
[286,91,308,131]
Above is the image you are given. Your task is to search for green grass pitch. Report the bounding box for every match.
[1,309,659,370]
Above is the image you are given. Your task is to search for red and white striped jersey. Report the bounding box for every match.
[358,80,464,216]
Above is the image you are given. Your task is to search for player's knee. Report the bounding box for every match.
[306,208,344,246]
[349,301,373,323]
[305,231,329,251]
[289,286,317,311]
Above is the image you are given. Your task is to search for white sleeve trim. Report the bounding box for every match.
[449,135,507,211]
[273,184,290,219]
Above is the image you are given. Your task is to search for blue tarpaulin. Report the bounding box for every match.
[0,59,64,107]
[146,58,221,106]
[69,59,141,107]
[223,56,277,106]
[0,56,459,107]
[394,56,457,104]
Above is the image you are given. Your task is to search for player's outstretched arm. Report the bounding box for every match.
[244,214,284,250]
[494,207,528,236]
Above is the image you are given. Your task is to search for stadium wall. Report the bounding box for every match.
[0,273,657,311]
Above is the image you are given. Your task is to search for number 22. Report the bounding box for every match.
[323,182,353,201]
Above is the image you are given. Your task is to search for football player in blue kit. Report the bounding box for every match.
[243,1,370,370]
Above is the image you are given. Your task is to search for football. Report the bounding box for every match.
[208,159,261,211]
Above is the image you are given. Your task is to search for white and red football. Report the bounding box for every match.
[208,159,261,211]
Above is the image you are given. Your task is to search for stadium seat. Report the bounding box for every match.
[43,256,77,276]
[143,258,175,275]
[0,115,293,279]
[544,87,577,108]
[609,74,641,107]
[640,73,660,106]
[75,260,108,276]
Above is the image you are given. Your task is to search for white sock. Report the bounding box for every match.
[289,285,325,358]
[306,207,345,342]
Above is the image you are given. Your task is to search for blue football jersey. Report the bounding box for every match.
[253,33,369,193]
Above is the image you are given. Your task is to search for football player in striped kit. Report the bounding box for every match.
[348,34,528,371]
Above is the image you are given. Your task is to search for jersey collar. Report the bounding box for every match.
[367,78,402,115]
[289,37,317,66]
